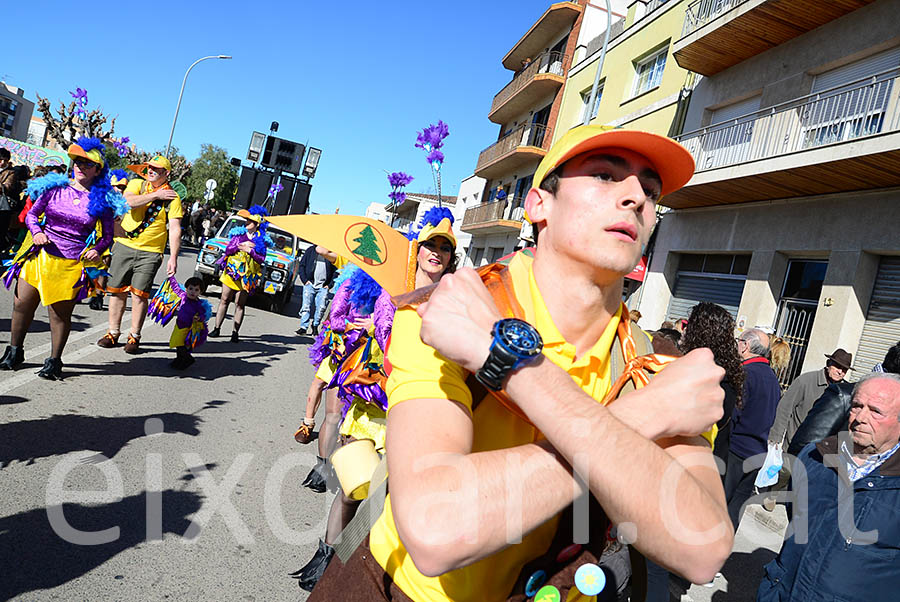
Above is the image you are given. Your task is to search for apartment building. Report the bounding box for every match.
[637,0,900,384]
[0,82,35,141]
[460,1,599,265]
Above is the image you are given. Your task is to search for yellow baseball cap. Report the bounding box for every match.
[148,155,172,171]
[532,125,695,198]
[417,217,457,248]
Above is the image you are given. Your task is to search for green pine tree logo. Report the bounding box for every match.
[352,225,383,265]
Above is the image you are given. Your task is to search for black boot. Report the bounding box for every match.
[230,330,239,343]
[88,295,104,310]
[37,357,63,380]
[0,345,24,370]
[302,457,327,493]
[209,327,221,338]
[293,539,335,591]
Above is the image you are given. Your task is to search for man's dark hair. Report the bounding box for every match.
[883,341,900,374]
[185,276,204,290]
[0,148,10,161]
[538,166,563,195]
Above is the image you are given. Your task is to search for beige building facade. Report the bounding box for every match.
[638,0,900,384]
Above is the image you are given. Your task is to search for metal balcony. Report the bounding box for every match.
[474,123,550,180]
[674,0,876,76]
[461,198,527,234]
[664,68,900,208]
[489,51,566,125]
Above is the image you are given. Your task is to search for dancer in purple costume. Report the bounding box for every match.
[0,137,126,379]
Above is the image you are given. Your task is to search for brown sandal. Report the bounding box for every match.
[294,421,315,444]
[97,332,121,348]
[124,334,141,354]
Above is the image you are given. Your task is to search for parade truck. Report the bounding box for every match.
[193,213,311,313]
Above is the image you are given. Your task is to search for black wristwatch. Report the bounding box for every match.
[475,318,543,391]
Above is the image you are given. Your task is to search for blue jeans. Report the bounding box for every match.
[299,284,328,329]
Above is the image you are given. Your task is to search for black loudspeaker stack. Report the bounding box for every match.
[234,166,311,215]
[290,182,311,214]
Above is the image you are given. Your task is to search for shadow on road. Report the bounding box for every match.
[0,395,28,405]
[0,489,202,601]
[711,547,777,601]
[0,412,202,468]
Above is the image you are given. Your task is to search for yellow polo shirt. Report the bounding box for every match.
[115,178,184,254]
[370,251,680,602]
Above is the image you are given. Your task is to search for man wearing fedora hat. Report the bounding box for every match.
[769,348,852,450]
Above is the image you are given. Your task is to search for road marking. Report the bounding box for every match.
[0,311,138,396]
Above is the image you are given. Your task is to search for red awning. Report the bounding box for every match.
[626,255,647,282]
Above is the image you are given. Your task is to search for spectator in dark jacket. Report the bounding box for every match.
[725,328,781,528]
[0,149,24,251]
[757,372,900,602]
[296,245,337,335]
[789,341,900,456]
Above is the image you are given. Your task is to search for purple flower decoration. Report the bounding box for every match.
[268,183,284,197]
[388,171,414,188]
[426,149,444,171]
[112,136,130,158]
[415,120,450,153]
[70,87,88,119]
[387,171,413,206]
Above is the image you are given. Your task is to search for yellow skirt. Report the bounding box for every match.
[170,325,189,348]
[21,250,86,306]
[315,356,339,383]
[339,399,387,452]
[220,272,241,292]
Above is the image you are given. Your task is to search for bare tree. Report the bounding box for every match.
[35,94,118,148]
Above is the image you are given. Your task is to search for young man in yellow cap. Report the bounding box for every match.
[99,155,183,353]
[310,126,734,601]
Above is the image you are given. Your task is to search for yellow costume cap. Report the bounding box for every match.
[417,217,456,248]
[127,155,172,179]
[67,143,104,167]
[110,173,129,187]
[237,209,264,223]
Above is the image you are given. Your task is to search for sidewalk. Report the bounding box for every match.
[676,504,788,602]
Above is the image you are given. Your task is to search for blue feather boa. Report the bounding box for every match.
[227,226,273,257]
[347,267,382,315]
[331,264,358,293]
[26,172,127,219]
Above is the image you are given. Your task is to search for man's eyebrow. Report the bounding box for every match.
[584,154,662,187]
[639,168,662,188]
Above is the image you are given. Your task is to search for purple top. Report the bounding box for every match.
[222,232,266,265]
[26,185,113,259]
[328,280,369,333]
[372,289,395,352]
[175,297,207,329]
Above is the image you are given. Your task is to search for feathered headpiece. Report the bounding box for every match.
[109,169,130,188]
[411,207,456,247]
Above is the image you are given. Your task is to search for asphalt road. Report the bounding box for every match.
[0,246,328,601]
[0,245,787,601]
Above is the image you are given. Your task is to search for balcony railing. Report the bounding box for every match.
[491,51,566,115]
[463,197,527,228]
[677,68,900,173]
[477,123,550,169]
[682,0,748,37]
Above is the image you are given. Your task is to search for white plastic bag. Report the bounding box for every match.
[755,442,783,488]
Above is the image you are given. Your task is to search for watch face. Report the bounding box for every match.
[497,319,541,356]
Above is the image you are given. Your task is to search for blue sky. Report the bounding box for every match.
[5,0,557,215]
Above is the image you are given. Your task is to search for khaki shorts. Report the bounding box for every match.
[106,242,163,298]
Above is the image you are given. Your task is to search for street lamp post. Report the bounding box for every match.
[165,55,232,158]
[582,1,612,126]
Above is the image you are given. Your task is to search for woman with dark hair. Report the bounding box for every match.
[0,138,125,378]
[680,302,745,465]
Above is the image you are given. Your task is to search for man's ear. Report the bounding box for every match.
[524,187,550,226]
